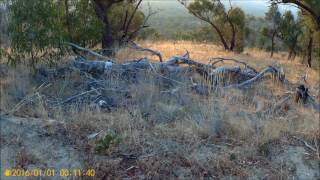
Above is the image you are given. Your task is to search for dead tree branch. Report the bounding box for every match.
[129,41,163,62]
[209,57,258,73]
[65,42,113,61]
[225,66,285,89]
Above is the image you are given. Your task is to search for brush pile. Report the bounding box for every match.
[21,42,316,114]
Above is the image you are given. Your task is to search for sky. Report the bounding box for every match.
[143,0,299,17]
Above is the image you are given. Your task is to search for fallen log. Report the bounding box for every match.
[67,43,319,110]
[72,56,284,90]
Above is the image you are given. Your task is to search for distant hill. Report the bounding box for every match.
[141,0,299,38]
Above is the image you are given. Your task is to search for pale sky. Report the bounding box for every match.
[143,0,299,17]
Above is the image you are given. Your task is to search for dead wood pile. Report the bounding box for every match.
[35,42,320,113]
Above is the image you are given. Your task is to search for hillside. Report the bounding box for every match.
[1,41,319,179]
[141,0,299,37]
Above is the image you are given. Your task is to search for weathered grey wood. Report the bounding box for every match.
[65,42,113,61]
[129,41,163,62]
[225,66,284,89]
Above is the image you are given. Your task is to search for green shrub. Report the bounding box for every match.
[95,134,121,154]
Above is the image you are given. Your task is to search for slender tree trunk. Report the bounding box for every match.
[288,35,298,60]
[270,31,276,58]
[64,0,71,35]
[288,48,293,60]
[292,49,297,60]
[229,21,236,51]
[121,0,143,44]
[209,23,230,51]
[307,31,313,67]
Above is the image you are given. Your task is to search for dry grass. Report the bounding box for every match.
[1,41,319,179]
[116,40,320,93]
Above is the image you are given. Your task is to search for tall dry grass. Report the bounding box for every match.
[116,41,320,93]
[1,41,319,178]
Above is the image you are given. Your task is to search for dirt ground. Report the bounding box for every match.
[1,115,319,179]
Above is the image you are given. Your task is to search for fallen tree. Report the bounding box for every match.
[65,42,319,112]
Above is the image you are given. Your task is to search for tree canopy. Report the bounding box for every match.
[179,0,246,52]
[6,0,147,62]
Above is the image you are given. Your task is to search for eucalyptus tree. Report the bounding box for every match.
[178,0,246,52]
[261,4,282,57]
[8,0,65,65]
[272,0,320,29]
[7,0,148,64]
[272,0,319,67]
[279,11,302,60]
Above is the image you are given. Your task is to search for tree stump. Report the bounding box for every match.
[295,85,309,104]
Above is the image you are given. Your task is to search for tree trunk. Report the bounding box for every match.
[101,23,115,56]
[292,49,297,60]
[92,0,115,56]
[209,23,230,51]
[307,31,313,68]
[287,49,293,60]
[288,35,299,60]
[270,31,276,58]
[228,21,236,51]
[64,0,71,35]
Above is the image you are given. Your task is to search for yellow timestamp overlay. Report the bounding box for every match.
[3,168,95,177]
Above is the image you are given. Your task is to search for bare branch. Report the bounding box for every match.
[129,41,163,62]
[209,57,258,73]
[65,42,114,61]
[225,66,284,88]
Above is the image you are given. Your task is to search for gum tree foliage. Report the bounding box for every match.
[272,0,320,67]
[179,0,246,52]
[0,0,9,48]
[173,26,216,42]
[63,0,145,48]
[137,28,162,41]
[109,1,145,45]
[65,0,104,48]
[244,15,269,49]
[0,0,8,59]
[261,4,282,57]
[298,1,320,67]
[278,11,302,60]
[272,0,320,29]
[8,0,65,65]
[299,12,320,67]
[90,0,146,55]
[7,0,146,64]
[228,7,246,52]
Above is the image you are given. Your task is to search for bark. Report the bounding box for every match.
[281,0,320,30]
[225,66,284,89]
[64,0,71,35]
[56,41,320,114]
[92,0,120,56]
[307,31,313,67]
[209,22,230,50]
[288,48,293,60]
[230,25,236,51]
[121,0,143,42]
[270,31,276,58]
[287,34,299,60]
[292,49,297,60]
[180,1,230,51]
[227,18,236,51]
